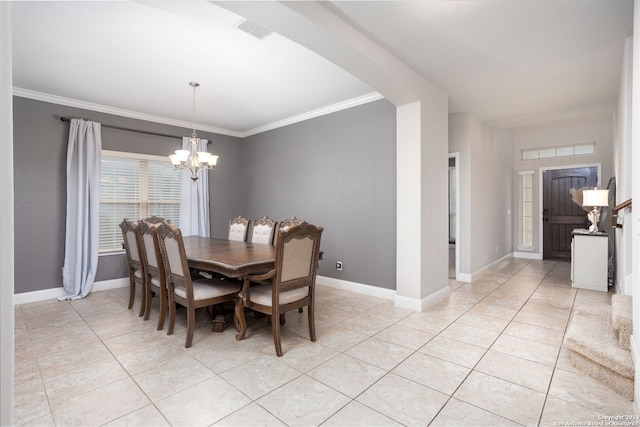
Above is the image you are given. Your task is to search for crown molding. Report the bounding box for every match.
[13,87,383,139]
[13,87,243,138]
[240,92,384,137]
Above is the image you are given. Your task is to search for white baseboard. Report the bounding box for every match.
[456,273,472,282]
[317,275,450,313]
[316,275,395,300]
[470,253,514,281]
[513,251,542,260]
[14,278,129,305]
[394,285,450,311]
[631,335,639,410]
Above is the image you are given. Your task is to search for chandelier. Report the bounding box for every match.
[169,82,219,181]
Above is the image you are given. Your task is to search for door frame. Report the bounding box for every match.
[449,152,460,280]
[538,162,602,259]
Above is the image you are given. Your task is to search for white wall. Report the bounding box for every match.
[510,116,614,258]
[614,36,633,295]
[630,0,640,409]
[469,119,513,273]
[449,113,513,276]
[0,2,14,423]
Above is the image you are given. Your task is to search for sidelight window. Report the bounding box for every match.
[518,171,534,249]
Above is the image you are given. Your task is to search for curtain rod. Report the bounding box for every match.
[59,116,211,144]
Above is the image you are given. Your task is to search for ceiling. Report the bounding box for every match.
[10,1,634,137]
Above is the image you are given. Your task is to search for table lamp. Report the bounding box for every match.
[582,187,609,232]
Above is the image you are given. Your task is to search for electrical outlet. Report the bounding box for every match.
[336,261,343,271]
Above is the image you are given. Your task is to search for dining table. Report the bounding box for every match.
[182,236,276,278]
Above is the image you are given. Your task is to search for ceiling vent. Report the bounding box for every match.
[234,18,272,40]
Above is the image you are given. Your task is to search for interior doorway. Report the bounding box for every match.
[449,153,459,279]
[541,166,598,260]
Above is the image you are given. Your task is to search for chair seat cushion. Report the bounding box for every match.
[249,284,309,306]
[149,277,161,288]
[174,279,238,301]
[134,269,143,279]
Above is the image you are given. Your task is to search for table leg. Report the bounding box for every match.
[235,298,247,340]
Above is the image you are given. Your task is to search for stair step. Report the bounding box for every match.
[565,305,634,400]
[612,294,633,350]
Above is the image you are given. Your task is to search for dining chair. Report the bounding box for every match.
[228,215,249,242]
[278,216,303,231]
[137,218,168,330]
[119,219,146,317]
[235,221,323,356]
[250,216,277,245]
[156,222,240,348]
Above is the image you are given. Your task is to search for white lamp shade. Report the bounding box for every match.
[207,155,219,166]
[197,151,211,163]
[582,189,609,207]
[169,154,181,166]
[175,150,190,162]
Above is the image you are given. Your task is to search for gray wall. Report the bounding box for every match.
[13,96,243,293]
[13,97,395,294]
[242,99,397,289]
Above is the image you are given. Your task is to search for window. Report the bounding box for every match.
[518,171,534,250]
[99,150,181,252]
[521,142,595,161]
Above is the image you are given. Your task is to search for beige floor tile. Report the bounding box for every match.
[439,322,501,348]
[467,299,520,320]
[345,336,414,371]
[502,321,565,347]
[374,323,436,350]
[342,311,399,336]
[430,397,521,426]
[133,353,214,402]
[491,334,560,366]
[422,304,467,322]
[277,338,340,372]
[115,339,186,376]
[213,402,287,426]
[539,395,607,427]
[475,349,554,393]
[396,311,453,335]
[219,355,302,400]
[156,376,251,426]
[418,335,487,368]
[453,371,546,426]
[314,326,369,352]
[13,258,636,427]
[104,404,171,426]
[192,339,264,374]
[308,353,386,398]
[50,377,150,426]
[454,311,512,333]
[356,373,449,426]
[44,355,130,405]
[256,375,351,427]
[548,368,634,415]
[322,400,403,427]
[392,352,470,395]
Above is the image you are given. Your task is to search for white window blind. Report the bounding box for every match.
[99,151,181,252]
[518,171,534,249]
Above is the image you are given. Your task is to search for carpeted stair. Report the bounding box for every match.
[564,294,634,401]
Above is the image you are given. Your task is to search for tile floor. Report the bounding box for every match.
[13,258,636,426]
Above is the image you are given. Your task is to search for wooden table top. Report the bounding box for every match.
[182,236,275,278]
